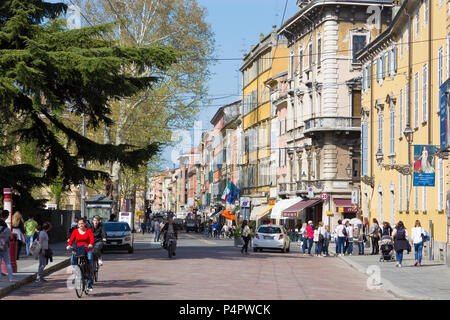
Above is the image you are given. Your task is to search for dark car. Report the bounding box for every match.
[185,219,200,233]
[173,218,185,231]
[103,222,134,253]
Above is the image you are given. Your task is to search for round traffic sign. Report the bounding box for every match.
[320,192,329,201]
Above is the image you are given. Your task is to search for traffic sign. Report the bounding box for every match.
[320,192,329,201]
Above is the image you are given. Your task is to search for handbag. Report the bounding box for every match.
[30,239,41,257]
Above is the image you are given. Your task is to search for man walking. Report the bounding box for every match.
[24,214,38,256]
[154,219,161,242]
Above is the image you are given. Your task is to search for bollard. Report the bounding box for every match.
[1,233,18,274]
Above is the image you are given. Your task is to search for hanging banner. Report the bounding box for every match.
[413,145,436,187]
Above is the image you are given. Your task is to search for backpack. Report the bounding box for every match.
[396,228,406,240]
[0,226,11,252]
[342,226,348,237]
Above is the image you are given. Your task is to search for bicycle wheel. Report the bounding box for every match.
[73,265,84,298]
[168,242,173,258]
[93,258,99,283]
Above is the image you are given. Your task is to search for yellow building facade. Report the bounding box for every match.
[358,0,450,262]
[240,27,288,199]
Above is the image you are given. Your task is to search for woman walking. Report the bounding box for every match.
[306,221,314,256]
[11,211,26,260]
[334,220,346,256]
[314,222,325,257]
[300,223,308,255]
[323,225,331,256]
[240,220,251,255]
[393,221,410,268]
[411,220,426,266]
[36,222,52,282]
[369,218,380,255]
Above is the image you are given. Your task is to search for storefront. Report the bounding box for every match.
[281,198,323,229]
[269,198,302,226]
[249,204,274,228]
[334,199,358,220]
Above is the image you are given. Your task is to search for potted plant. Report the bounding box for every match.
[233,227,244,246]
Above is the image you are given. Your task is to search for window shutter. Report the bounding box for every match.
[399,174,403,212]
[376,59,380,83]
[362,68,366,91]
[367,64,371,88]
[393,46,398,73]
[362,124,369,176]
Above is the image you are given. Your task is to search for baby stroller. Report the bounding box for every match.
[379,235,394,262]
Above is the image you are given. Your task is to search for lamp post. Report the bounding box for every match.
[403,124,414,166]
[346,164,352,178]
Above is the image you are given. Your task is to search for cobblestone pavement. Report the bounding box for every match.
[2,233,393,300]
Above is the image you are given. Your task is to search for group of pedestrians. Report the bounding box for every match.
[299,221,332,257]
[142,218,164,242]
[0,210,52,283]
[205,221,234,239]
[334,219,368,256]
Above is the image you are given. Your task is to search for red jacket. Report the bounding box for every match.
[68,228,94,251]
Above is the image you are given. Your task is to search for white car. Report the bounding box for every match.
[103,222,134,254]
[253,224,291,253]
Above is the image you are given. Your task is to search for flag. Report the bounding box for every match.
[221,182,231,202]
[222,182,240,204]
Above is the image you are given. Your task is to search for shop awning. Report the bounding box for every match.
[282,199,321,218]
[334,199,352,207]
[270,198,303,220]
[250,205,274,221]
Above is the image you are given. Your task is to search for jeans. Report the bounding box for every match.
[241,236,250,253]
[359,242,364,255]
[25,235,34,255]
[307,238,314,255]
[315,241,323,255]
[347,241,353,254]
[302,238,308,253]
[37,252,47,279]
[154,230,160,242]
[71,251,93,287]
[323,241,329,255]
[414,242,423,264]
[0,249,14,280]
[396,250,404,264]
[337,236,346,254]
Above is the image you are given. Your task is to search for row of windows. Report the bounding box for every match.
[375,161,445,217]
[242,50,272,87]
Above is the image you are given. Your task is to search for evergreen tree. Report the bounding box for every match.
[0,0,180,210]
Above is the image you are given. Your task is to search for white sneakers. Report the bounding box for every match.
[98,259,103,266]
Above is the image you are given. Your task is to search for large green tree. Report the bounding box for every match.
[0,0,180,211]
[70,0,215,214]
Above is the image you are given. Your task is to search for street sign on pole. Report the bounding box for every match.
[320,192,329,201]
[308,188,314,199]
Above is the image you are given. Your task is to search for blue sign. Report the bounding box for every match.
[413,145,436,187]
[440,79,449,151]
[201,206,206,210]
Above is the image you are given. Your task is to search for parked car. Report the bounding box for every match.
[103,222,134,253]
[173,218,185,231]
[253,224,291,253]
[185,219,200,233]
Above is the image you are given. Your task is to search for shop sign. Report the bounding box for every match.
[282,212,298,218]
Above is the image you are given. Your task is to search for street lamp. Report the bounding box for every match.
[346,164,352,177]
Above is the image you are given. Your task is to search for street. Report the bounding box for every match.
[2,232,393,300]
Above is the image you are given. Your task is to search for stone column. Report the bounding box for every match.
[322,11,339,116]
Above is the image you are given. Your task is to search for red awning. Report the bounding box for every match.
[282,199,321,216]
[334,199,352,207]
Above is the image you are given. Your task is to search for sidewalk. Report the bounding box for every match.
[295,241,450,300]
[0,232,160,298]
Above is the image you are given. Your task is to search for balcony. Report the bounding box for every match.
[286,126,304,143]
[303,117,361,136]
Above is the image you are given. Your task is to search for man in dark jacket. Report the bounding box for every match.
[91,216,107,266]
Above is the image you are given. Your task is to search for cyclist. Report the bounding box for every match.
[161,214,178,256]
[91,216,107,266]
[66,218,94,292]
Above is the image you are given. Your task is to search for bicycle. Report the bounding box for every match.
[70,245,92,298]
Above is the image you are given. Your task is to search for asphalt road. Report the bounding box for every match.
[2,232,394,300]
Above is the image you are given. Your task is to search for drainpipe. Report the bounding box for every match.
[428,0,432,145]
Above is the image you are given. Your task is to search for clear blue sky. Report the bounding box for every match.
[162,0,300,169]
